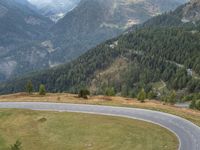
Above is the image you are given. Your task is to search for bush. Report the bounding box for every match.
[79,89,90,99]
[10,140,22,150]
[189,99,196,109]
[105,87,115,96]
[25,81,33,94]
[137,88,146,102]
[168,91,176,105]
[147,91,157,100]
[183,93,200,102]
[196,100,200,110]
[39,84,46,95]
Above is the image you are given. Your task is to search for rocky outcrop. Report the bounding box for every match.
[182,0,200,22]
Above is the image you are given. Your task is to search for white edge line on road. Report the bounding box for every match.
[63,103,200,131]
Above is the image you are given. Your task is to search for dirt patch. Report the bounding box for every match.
[38,117,47,123]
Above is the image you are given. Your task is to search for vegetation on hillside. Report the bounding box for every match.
[0,1,199,108]
[1,26,199,103]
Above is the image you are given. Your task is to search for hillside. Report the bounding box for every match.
[0,0,52,40]
[28,0,81,22]
[180,0,200,22]
[0,0,186,82]
[1,29,199,98]
[0,0,53,81]
[49,0,188,64]
[0,0,199,98]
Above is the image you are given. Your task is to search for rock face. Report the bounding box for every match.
[181,0,200,22]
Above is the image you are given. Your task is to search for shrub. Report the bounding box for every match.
[10,140,22,150]
[39,84,46,95]
[79,89,90,99]
[25,81,33,94]
[196,100,200,110]
[137,88,146,102]
[105,87,115,96]
[147,91,157,100]
[189,99,196,109]
[168,91,176,105]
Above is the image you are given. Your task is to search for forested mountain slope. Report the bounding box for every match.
[1,0,199,99]
[49,0,187,65]
[0,0,186,82]
[1,2,200,97]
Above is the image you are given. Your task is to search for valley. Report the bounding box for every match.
[28,0,81,22]
[0,0,188,81]
[0,0,200,150]
[0,0,199,117]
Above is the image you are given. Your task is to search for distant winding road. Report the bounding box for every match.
[0,102,200,150]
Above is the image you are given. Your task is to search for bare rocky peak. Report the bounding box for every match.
[182,0,200,22]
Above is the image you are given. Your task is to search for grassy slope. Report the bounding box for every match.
[0,109,177,150]
[0,93,200,127]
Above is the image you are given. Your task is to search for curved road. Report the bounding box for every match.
[0,102,200,150]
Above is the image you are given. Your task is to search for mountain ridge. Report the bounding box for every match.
[0,0,53,80]
[28,0,81,22]
[0,0,199,98]
[48,0,188,67]
[0,0,188,82]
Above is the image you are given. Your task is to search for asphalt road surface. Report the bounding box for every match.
[0,102,200,150]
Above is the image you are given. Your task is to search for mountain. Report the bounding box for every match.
[179,0,200,22]
[0,0,51,38]
[28,0,81,22]
[0,0,53,81]
[0,0,187,82]
[1,0,199,98]
[48,0,188,65]
[132,0,200,29]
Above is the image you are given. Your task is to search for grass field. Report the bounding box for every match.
[0,93,200,127]
[0,109,178,150]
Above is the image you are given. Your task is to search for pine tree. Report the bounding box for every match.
[137,88,146,102]
[39,84,46,95]
[25,81,33,94]
[168,91,176,105]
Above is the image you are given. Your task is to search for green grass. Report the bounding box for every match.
[0,109,178,150]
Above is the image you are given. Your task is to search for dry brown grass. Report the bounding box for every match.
[0,92,200,126]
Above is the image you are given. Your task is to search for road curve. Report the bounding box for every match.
[0,102,200,150]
